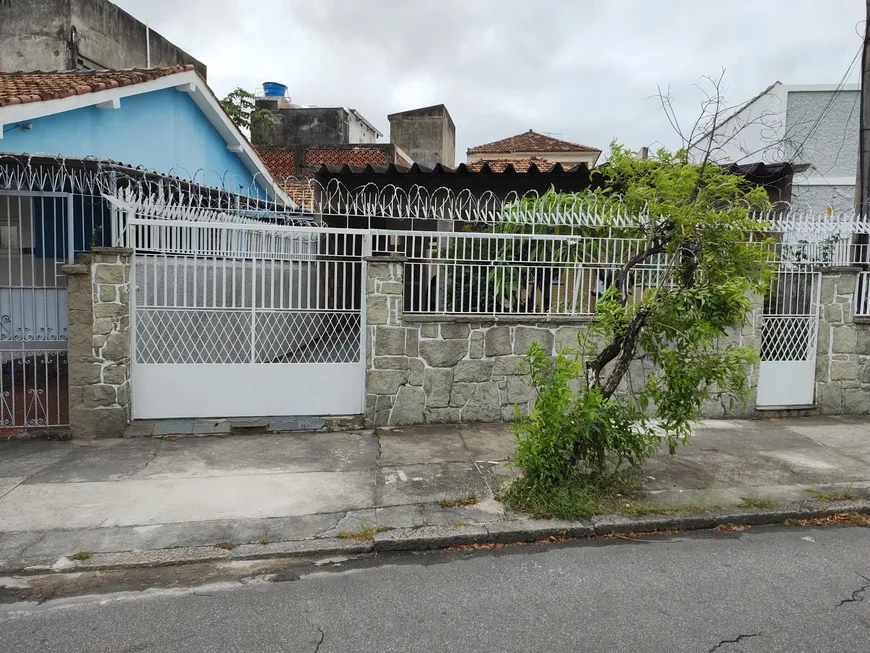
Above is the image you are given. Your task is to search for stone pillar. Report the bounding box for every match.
[364,256,421,428]
[63,247,133,438]
[815,266,868,414]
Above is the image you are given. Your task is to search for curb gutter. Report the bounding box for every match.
[8,500,870,576]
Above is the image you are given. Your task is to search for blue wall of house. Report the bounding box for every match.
[1,89,266,196]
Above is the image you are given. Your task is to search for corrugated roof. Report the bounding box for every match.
[317,160,588,176]
[467,129,600,155]
[0,65,196,107]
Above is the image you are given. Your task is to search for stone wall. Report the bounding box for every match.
[364,258,761,428]
[815,267,870,414]
[64,247,132,438]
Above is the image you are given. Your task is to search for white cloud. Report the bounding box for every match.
[116,0,864,160]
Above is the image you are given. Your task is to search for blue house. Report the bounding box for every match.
[0,65,285,201]
[0,67,292,432]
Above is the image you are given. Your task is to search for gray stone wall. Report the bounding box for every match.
[64,247,132,439]
[364,258,761,428]
[815,267,870,414]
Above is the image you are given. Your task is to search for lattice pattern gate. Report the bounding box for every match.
[757,269,821,407]
[131,224,365,419]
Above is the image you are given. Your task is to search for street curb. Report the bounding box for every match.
[7,500,870,576]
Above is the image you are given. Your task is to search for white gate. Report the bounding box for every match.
[130,221,365,419]
[756,269,821,407]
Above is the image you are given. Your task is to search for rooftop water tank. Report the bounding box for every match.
[262,82,288,97]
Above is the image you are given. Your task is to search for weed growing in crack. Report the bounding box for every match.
[439,496,479,508]
[806,488,857,502]
[738,494,781,510]
[450,520,471,527]
[337,525,394,541]
[259,536,271,546]
[215,542,236,551]
[70,550,93,561]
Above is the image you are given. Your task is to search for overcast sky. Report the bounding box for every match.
[115,0,864,161]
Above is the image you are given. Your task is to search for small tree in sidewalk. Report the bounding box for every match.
[508,143,774,497]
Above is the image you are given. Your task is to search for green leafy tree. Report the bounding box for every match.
[511,144,774,488]
[219,88,274,146]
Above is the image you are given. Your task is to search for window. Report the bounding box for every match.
[0,223,20,252]
[0,195,33,253]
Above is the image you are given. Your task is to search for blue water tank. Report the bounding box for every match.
[262,82,288,97]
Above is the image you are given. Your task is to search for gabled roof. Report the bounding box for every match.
[0,66,194,106]
[0,66,291,205]
[468,129,600,155]
[466,157,558,173]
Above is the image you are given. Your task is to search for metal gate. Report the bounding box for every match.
[0,191,73,430]
[756,269,821,407]
[130,221,365,419]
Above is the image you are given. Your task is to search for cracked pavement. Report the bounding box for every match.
[0,525,868,652]
[2,417,870,572]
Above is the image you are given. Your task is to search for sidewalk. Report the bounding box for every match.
[1,417,870,573]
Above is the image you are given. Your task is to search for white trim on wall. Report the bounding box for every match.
[0,70,292,206]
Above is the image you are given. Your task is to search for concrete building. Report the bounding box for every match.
[0,0,205,77]
[467,130,601,169]
[254,97,382,149]
[388,104,456,169]
[690,82,859,213]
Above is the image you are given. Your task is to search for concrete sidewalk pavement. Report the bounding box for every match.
[1,416,870,573]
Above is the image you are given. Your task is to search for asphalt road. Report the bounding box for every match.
[1,526,869,653]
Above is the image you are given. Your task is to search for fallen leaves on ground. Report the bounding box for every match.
[784,513,870,527]
[599,529,680,539]
[715,523,746,532]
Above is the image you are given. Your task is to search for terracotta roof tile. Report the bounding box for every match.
[281,180,314,207]
[465,157,559,173]
[257,149,296,179]
[467,130,600,155]
[0,65,196,107]
[306,148,386,167]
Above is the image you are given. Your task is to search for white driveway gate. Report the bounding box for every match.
[756,269,821,407]
[130,220,365,419]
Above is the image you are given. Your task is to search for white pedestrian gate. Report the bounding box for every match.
[756,270,821,407]
[130,220,365,419]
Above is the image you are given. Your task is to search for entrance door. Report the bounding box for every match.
[131,232,364,419]
[756,269,821,407]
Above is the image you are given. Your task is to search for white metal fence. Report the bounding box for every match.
[857,271,870,317]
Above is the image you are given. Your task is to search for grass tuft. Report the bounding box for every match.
[805,488,857,502]
[259,536,271,546]
[439,496,479,508]
[337,524,394,541]
[738,494,781,510]
[450,520,471,527]
[70,550,93,561]
[500,472,642,520]
[215,541,236,551]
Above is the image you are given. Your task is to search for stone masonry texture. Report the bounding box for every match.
[815,268,870,415]
[64,248,133,438]
[364,258,763,428]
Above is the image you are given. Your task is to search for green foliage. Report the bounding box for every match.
[509,144,774,494]
[500,470,640,520]
[219,88,274,145]
[512,343,658,487]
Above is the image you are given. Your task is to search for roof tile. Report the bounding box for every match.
[0,65,196,108]
[467,129,600,155]
[466,157,559,173]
